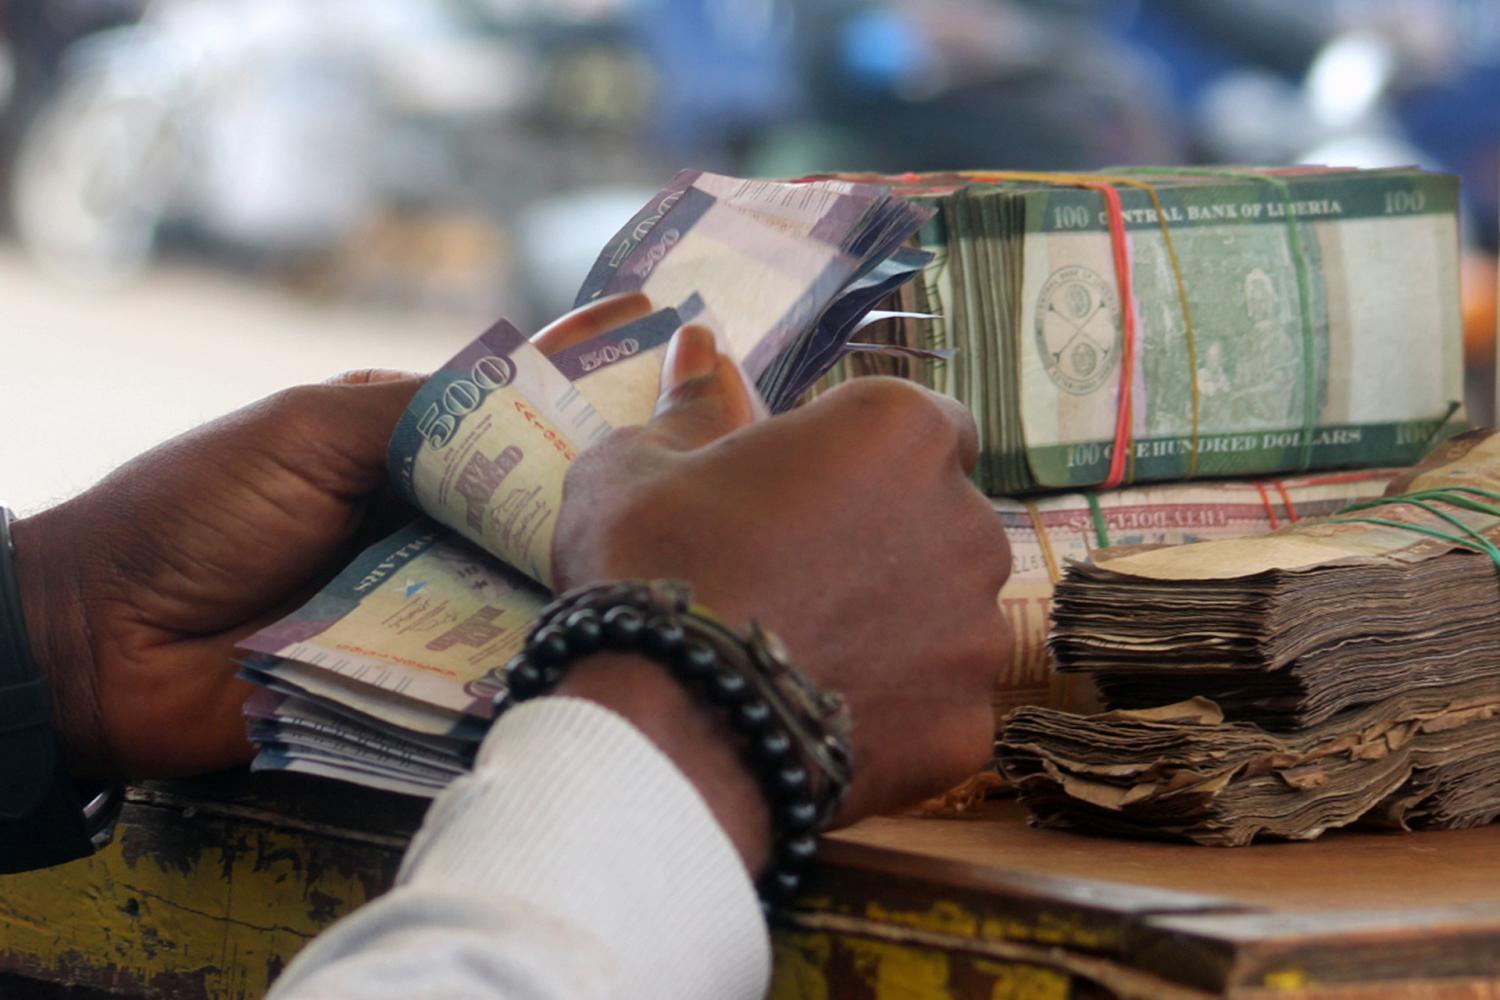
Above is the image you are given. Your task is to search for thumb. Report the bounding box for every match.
[648,325,764,451]
[280,370,425,496]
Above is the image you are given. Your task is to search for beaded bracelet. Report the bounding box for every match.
[499,580,854,910]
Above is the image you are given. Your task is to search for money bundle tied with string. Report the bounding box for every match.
[997,431,1500,844]
[234,170,937,796]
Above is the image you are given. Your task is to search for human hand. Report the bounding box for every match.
[552,325,1010,864]
[12,296,657,781]
[11,370,423,779]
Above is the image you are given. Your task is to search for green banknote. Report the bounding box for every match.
[824,167,1465,494]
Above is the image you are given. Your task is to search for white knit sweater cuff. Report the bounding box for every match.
[399,696,771,1000]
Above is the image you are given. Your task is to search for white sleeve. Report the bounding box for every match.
[266,697,771,1000]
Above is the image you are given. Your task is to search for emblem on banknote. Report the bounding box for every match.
[1035,265,1121,395]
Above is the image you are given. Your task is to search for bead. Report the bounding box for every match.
[527,625,569,665]
[766,868,802,900]
[601,605,644,646]
[709,667,749,705]
[780,833,818,867]
[776,764,809,796]
[756,729,792,762]
[643,616,685,656]
[505,660,545,699]
[736,698,772,730]
[674,640,717,681]
[782,799,818,830]
[564,609,602,653]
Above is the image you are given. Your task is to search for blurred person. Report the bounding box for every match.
[3,298,1010,997]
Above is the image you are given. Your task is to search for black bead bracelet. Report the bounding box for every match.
[498,581,854,912]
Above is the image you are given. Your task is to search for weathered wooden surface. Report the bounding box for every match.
[2,779,1500,998]
[0,774,419,998]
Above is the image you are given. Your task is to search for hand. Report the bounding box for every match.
[12,370,423,778]
[552,326,1011,865]
[12,296,655,780]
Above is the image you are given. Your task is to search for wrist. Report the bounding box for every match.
[556,653,771,873]
[10,505,110,778]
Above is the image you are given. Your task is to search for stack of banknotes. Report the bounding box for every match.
[991,470,1395,720]
[997,432,1500,844]
[237,170,937,795]
[819,166,1464,494]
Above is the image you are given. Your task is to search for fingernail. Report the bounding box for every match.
[660,325,718,394]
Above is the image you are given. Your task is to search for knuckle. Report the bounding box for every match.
[325,368,381,386]
[256,384,328,434]
[840,378,960,445]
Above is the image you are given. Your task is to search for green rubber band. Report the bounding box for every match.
[1111,167,1319,471]
[1085,493,1111,549]
[1328,487,1500,569]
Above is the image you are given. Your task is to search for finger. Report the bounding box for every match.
[275,374,425,498]
[814,377,979,476]
[647,325,763,451]
[532,292,654,357]
[324,368,424,386]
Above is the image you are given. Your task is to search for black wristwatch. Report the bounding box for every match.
[0,506,120,873]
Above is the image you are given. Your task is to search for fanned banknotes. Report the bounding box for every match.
[240,171,935,795]
[818,167,1465,494]
[998,431,1500,844]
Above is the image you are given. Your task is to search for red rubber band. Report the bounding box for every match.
[1096,184,1137,489]
[1255,482,1282,529]
[1274,480,1299,522]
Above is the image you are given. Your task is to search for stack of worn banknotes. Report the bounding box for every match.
[241,164,1479,839]
[822,165,1489,844]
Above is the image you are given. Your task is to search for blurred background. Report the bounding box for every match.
[5,0,1500,511]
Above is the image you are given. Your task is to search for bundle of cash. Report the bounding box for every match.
[997,431,1500,843]
[992,469,1394,719]
[238,171,934,795]
[819,167,1464,494]
[998,684,1500,846]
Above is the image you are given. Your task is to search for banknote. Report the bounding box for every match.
[388,321,612,587]
[243,171,940,796]
[992,470,1394,719]
[241,520,547,719]
[1047,430,1500,728]
[821,167,1464,493]
[575,170,933,393]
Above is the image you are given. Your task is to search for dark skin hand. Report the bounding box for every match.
[11,297,652,779]
[552,325,1012,869]
[14,295,1012,883]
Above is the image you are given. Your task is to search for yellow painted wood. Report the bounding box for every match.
[0,808,389,998]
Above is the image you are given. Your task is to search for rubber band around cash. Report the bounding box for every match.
[1329,487,1500,570]
[960,171,1187,489]
[1084,493,1112,548]
[1023,502,1063,585]
[1275,479,1300,521]
[1254,482,1282,529]
[1113,166,1320,472]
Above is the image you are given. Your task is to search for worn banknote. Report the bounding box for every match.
[992,470,1393,719]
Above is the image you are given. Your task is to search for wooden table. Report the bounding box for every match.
[1,773,1498,999]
